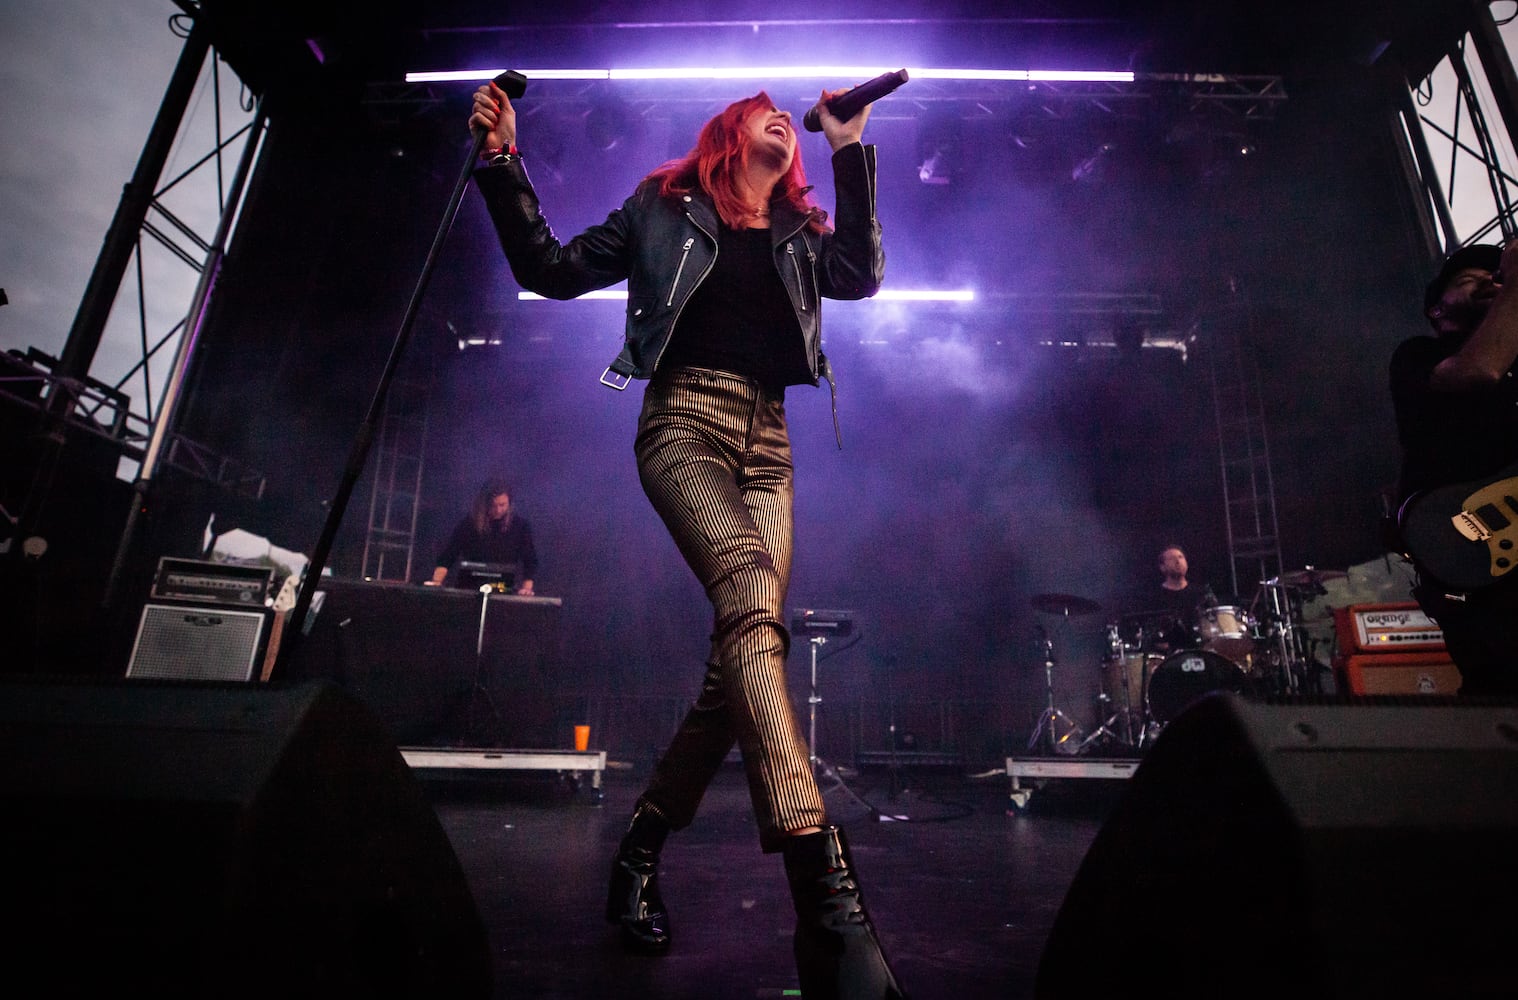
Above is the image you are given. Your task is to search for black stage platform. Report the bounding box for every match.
[426,760,1111,1000]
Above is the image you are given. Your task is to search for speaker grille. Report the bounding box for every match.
[127,604,269,681]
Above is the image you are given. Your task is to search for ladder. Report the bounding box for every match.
[360,368,432,582]
[1205,293,1283,598]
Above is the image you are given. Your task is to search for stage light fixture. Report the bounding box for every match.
[1071,142,1115,183]
[407,66,1135,84]
[585,100,633,151]
[916,119,962,187]
[918,150,951,186]
[516,289,975,303]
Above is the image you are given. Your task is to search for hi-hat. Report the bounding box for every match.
[1275,567,1348,588]
[1031,593,1102,616]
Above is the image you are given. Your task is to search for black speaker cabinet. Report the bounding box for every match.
[1036,693,1518,1000]
[127,601,271,681]
[0,678,490,999]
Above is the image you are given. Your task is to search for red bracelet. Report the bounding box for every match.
[481,143,519,162]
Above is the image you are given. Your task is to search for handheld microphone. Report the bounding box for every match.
[494,69,528,100]
[802,69,909,132]
[471,70,529,155]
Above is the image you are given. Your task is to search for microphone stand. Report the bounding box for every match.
[271,71,525,681]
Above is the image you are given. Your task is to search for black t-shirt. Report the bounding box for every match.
[659,226,810,390]
[1152,582,1201,618]
[435,515,538,582]
[1116,582,1203,650]
[1390,334,1518,501]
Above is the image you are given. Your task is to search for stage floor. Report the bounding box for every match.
[424,758,1119,999]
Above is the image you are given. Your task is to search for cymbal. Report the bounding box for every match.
[1275,567,1348,588]
[1031,592,1102,616]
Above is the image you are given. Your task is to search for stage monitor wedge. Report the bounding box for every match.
[0,677,491,999]
[1036,692,1518,1000]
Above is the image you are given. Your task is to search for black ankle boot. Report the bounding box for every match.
[783,826,906,999]
[606,802,671,953]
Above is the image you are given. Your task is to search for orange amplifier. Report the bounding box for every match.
[1332,602,1446,655]
[1338,653,1462,696]
[1332,602,1459,695]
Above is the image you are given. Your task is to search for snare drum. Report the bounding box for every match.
[1196,604,1256,665]
[1146,648,1249,726]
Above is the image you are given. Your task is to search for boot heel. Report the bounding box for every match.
[783,826,906,999]
[607,803,672,953]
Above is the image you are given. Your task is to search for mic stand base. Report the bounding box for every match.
[812,755,906,823]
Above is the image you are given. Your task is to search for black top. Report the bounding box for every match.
[435,515,538,584]
[659,226,810,390]
[1152,582,1202,618]
[1390,334,1518,501]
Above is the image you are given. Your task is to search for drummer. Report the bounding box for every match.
[1141,544,1210,651]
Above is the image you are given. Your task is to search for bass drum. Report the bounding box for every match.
[1146,649,1249,726]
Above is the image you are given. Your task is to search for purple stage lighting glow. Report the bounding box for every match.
[515,289,975,303]
[406,66,1134,84]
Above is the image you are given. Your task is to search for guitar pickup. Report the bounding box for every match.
[1452,509,1493,542]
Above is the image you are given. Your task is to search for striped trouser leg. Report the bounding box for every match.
[633,367,826,852]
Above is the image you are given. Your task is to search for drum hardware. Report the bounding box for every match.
[1275,566,1348,590]
[1027,594,1100,755]
[1254,569,1339,695]
[1083,622,1145,750]
[1076,692,1129,752]
[1030,592,1103,617]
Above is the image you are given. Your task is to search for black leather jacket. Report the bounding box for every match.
[474,143,884,402]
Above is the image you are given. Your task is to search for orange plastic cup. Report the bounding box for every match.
[573,724,590,752]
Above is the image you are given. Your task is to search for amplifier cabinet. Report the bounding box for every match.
[126,602,272,682]
[1338,652,1462,696]
[1332,602,1446,655]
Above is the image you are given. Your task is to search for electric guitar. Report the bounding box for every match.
[1397,462,1518,591]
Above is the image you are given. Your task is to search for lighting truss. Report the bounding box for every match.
[406,67,1136,84]
[397,66,1284,123]
[516,289,975,302]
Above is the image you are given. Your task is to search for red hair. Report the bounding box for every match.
[644,92,828,233]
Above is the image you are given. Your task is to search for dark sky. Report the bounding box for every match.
[0,1,248,411]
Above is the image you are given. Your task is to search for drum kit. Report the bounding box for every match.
[1028,567,1343,754]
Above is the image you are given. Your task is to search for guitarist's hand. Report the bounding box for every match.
[1496,241,1518,288]
[1434,241,1518,390]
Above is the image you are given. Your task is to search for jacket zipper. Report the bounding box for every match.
[787,242,809,313]
[667,237,695,307]
[651,215,717,375]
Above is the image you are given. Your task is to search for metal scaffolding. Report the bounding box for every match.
[1203,292,1284,600]
[360,367,433,583]
[14,9,269,554]
[1397,4,1518,254]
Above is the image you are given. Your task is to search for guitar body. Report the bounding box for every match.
[1398,465,1518,592]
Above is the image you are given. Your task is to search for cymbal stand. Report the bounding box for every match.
[1078,624,1131,751]
[1258,580,1311,695]
[805,635,894,820]
[1027,623,1083,754]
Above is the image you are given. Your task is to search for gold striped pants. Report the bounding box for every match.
[633,367,826,851]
